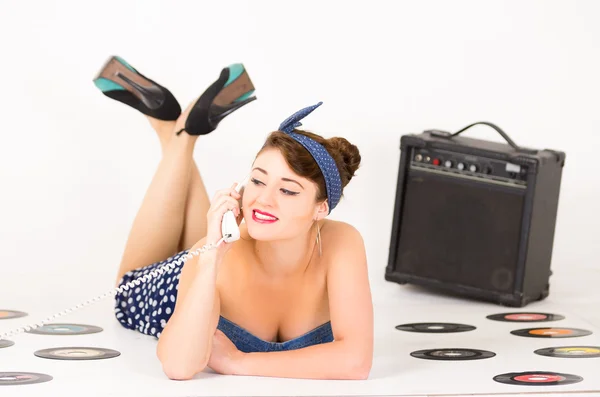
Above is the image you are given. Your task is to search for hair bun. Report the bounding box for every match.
[327,137,361,187]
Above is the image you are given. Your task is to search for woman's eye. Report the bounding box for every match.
[281,189,299,196]
[251,178,298,196]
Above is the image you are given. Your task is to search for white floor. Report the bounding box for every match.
[1,255,599,397]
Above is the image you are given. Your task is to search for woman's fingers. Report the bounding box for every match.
[212,183,242,202]
[208,196,241,217]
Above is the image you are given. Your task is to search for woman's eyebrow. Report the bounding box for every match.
[252,167,304,189]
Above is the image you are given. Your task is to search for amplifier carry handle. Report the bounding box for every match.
[430,122,537,154]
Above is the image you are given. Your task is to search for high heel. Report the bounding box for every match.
[93,56,182,121]
[177,63,256,136]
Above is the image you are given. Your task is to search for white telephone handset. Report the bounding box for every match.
[221,174,249,243]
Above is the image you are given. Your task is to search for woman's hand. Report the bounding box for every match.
[207,329,245,375]
[197,182,243,259]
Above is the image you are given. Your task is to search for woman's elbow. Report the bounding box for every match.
[161,361,206,380]
[157,348,207,380]
[347,354,372,380]
[353,364,371,380]
[162,367,196,381]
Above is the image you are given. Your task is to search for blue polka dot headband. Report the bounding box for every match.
[278,101,342,213]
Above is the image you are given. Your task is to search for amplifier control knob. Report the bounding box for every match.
[444,160,453,168]
[415,154,423,161]
[469,164,478,172]
[457,162,465,170]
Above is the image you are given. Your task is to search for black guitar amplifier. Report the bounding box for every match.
[385,122,566,307]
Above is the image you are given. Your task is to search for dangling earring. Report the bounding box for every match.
[314,220,322,257]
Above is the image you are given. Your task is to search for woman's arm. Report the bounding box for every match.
[156,237,222,380]
[234,339,370,380]
[234,224,374,379]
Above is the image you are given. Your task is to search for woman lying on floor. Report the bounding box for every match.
[94,56,373,380]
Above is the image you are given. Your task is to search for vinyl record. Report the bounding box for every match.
[411,348,496,361]
[34,347,120,360]
[0,340,15,349]
[395,323,476,333]
[535,346,600,358]
[25,323,103,336]
[0,372,53,386]
[511,327,592,338]
[0,310,27,320]
[494,371,583,386]
[487,312,565,322]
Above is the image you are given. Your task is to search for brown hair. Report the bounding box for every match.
[256,129,361,203]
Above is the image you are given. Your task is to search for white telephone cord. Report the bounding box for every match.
[0,239,224,341]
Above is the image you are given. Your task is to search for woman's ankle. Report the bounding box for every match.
[163,130,198,154]
[146,116,178,151]
[147,117,175,138]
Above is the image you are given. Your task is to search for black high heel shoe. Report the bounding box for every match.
[93,56,182,121]
[176,63,256,136]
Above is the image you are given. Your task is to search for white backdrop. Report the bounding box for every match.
[0,0,598,307]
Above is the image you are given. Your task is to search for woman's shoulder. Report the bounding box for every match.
[320,219,368,281]
[321,219,365,251]
[322,219,362,236]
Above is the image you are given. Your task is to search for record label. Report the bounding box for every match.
[0,372,53,386]
[26,323,103,335]
[0,310,27,320]
[494,371,583,386]
[411,348,495,360]
[395,323,476,333]
[514,374,564,383]
[0,340,14,349]
[511,327,592,338]
[535,346,600,358]
[487,312,564,322]
[34,347,120,360]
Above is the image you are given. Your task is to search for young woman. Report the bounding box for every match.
[94,56,373,380]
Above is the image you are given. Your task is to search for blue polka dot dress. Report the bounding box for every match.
[114,250,189,338]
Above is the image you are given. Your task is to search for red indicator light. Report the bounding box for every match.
[432,158,441,166]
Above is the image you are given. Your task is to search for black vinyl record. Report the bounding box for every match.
[0,340,14,349]
[26,323,103,335]
[511,327,592,338]
[487,312,565,322]
[395,322,476,333]
[494,371,583,386]
[0,310,27,320]
[535,346,600,358]
[0,372,53,386]
[34,347,120,360]
[411,348,495,361]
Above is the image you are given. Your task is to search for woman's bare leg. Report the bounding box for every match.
[178,162,210,251]
[115,103,211,285]
[148,117,211,252]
